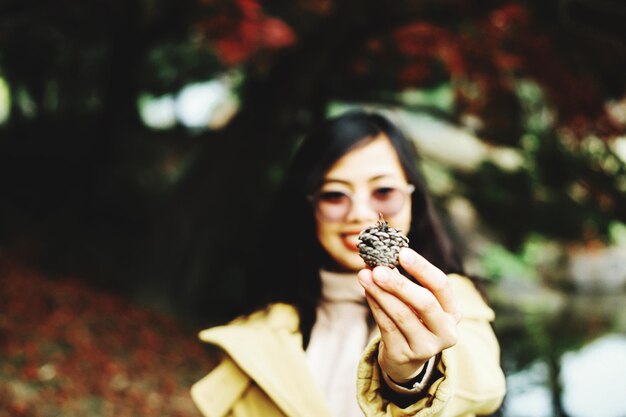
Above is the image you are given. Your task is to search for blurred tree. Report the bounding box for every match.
[0,0,625,319]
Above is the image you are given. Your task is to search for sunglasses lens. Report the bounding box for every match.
[316,191,350,221]
[371,187,406,217]
[313,186,411,221]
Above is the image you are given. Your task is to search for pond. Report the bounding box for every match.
[489,281,626,417]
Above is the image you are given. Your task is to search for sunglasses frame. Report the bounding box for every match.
[307,184,415,222]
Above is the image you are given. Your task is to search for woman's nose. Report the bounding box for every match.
[345,192,377,222]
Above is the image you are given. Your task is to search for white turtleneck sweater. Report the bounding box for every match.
[305,270,375,417]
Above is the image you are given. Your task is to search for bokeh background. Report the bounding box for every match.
[1,0,626,416]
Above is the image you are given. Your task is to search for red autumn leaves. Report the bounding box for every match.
[0,260,214,417]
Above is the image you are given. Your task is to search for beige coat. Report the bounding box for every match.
[191,274,506,417]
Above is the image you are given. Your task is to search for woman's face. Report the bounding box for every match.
[314,134,413,271]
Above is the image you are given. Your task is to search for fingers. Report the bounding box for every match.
[368,267,458,343]
[398,248,461,320]
[364,293,428,382]
[358,269,433,351]
[363,291,409,351]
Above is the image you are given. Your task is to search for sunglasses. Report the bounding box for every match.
[309,184,415,222]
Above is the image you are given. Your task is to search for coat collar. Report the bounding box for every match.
[198,303,334,417]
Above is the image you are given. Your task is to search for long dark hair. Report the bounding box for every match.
[245,110,464,345]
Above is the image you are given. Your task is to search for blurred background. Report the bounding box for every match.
[1,0,625,416]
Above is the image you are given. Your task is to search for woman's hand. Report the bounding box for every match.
[357,248,462,384]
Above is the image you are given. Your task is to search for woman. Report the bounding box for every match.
[191,111,506,417]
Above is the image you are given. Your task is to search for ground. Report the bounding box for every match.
[0,255,215,417]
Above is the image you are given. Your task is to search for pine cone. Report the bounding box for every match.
[358,215,409,268]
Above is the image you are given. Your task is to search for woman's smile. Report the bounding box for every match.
[340,232,361,252]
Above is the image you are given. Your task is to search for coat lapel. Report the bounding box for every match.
[199,304,334,417]
[191,357,250,417]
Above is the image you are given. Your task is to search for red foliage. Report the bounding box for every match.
[193,0,623,140]
[0,258,215,417]
[197,0,297,66]
[349,2,622,141]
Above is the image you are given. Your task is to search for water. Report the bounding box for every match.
[490,283,626,417]
[502,335,626,417]
[561,334,626,417]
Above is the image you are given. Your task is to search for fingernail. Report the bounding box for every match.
[399,248,416,265]
[373,267,390,283]
[358,270,373,287]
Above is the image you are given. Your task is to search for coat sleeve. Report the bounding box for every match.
[356,275,506,417]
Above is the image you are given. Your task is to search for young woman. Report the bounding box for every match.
[191,111,505,417]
